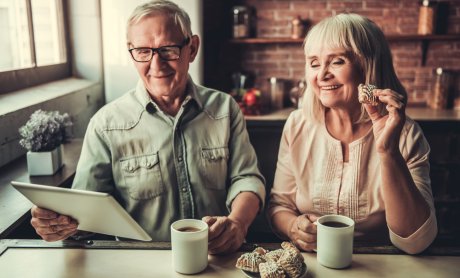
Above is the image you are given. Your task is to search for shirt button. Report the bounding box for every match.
[178,156,183,162]
[182,187,187,192]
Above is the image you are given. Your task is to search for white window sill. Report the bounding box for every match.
[0,78,103,169]
[0,78,97,116]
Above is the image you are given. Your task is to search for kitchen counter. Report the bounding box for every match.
[245,107,460,122]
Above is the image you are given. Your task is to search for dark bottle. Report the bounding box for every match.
[233,6,250,38]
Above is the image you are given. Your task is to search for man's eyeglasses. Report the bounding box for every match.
[129,37,190,62]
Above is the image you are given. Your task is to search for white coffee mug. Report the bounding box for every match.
[316,214,355,269]
[171,219,209,274]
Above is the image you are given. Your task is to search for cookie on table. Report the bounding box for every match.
[253,246,269,256]
[278,250,303,278]
[264,248,285,262]
[259,260,286,278]
[235,252,266,273]
[281,241,300,254]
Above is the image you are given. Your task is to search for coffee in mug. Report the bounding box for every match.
[171,219,208,274]
[322,221,349,228]
[177,226,201,232]
[316,214,355,269]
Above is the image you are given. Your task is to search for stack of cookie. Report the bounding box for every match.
[235,242,305,278]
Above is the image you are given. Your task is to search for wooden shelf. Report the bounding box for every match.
[386,34,460,41]
[229,34,460,44]
[244,107,460,122]
[230,37,304,44]
[230,34,460,66]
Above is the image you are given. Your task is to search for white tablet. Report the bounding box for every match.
[11,181,152,241]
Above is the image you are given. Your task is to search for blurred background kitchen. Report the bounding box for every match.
[1,0,460,244]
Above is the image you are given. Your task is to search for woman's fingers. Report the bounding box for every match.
[374,88,405,100]
[297,214,317,233]
[294,238,317,252]
[363,103,381,122]
[296,229,316,243]
[364,88,406,124]
[374,89,405,109]
[292,214,318,252]
[294,228,317,251]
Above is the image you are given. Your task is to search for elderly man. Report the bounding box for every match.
[30,0,265,254]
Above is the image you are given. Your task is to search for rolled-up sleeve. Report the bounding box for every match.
[389,210,437,254]
[225,100,266,211]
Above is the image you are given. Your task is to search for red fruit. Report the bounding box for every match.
[243,90,257,106]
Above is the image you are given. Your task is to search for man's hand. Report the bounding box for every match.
[30,205,78,241]
[202,215,247,255]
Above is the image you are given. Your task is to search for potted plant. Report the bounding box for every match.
[19,109,72,176]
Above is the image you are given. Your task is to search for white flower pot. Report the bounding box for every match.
[27,145,63,176]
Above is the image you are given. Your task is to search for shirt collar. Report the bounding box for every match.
[134,75,203,113]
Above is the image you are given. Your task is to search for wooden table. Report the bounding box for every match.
[0,240,459,278]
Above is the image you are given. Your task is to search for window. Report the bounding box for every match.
[0,0,70,94]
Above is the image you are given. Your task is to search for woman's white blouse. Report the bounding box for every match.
[268,109,437,254]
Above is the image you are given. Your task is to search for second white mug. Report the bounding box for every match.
[316,214,355,269]
[171,219,208,274]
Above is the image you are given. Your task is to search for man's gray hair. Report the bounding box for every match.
[126,0,192,42]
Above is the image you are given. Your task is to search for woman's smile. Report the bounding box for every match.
[320,84,342,91]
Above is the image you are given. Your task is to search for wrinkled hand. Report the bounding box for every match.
[288,214,318,252]
[364,89,406,154]
[202,216,247,255]
[30,205,78,241]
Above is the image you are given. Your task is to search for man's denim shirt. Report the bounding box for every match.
[72,77,266,241]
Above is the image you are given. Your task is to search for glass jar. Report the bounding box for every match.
[289,79,306,108]
[428,68,454,110]
[233,6,250,38]
[268,77,286,111]
[291,15,305,39]
[418,0,437,35]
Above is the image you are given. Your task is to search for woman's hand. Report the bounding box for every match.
[287,214,318,252]
[364,89,406,154]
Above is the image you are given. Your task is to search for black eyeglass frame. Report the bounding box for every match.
[128,37,191,62]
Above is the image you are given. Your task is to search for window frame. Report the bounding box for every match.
[0,0,71,94]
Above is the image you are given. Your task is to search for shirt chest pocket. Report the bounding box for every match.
[120,153,165,200]
[200,147,229,190]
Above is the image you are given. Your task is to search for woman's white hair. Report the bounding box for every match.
[126,0,192,46]
[302,13,407,123]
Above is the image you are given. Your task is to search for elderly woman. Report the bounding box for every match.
[268,13,437,254]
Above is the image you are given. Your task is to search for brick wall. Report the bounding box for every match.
[206,0,460,107]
